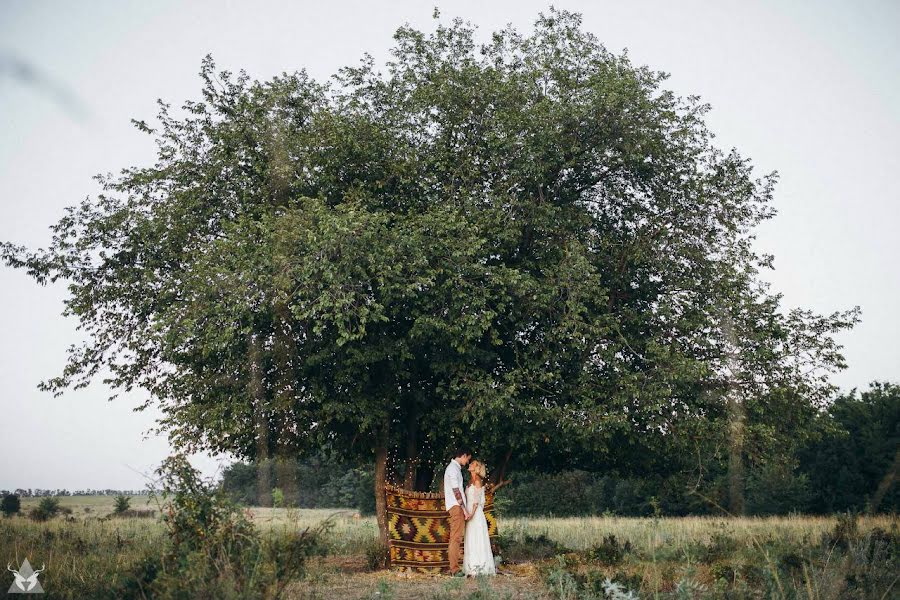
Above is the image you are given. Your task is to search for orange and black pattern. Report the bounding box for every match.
[385,483,499,572]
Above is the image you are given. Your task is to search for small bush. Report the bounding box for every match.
[585,534,632,566]
[543,557,640,600]
[543,559,581,600]
[824,512,860,549]
[111,453,330,599]
[29,509,48,522]
[272,487,285,508]
[605,571,643,594]
[115,554,163,599]
[113,494,131,514]
[1,494,20,517]
[865,526,900,559]
[701,525,738,562]
[841,530,900,596]
[30,497,61,522]
[364,539,390,571]
[777,551,805,575]
[263,524,329,580]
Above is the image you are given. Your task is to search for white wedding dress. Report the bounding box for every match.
[463,484,496,575]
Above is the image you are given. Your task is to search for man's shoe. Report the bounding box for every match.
[449,570,466,578]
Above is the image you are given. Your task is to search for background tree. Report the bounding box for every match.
[1,9,858,540]
[0,494,20,517]
[800,381,900,513]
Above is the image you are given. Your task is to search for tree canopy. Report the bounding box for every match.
[2,9,858,538]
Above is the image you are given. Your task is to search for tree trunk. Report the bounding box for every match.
[718,306,745,516]
[726,391,746,515]
[275,457,297,507]
[256,459,272,508]
[273,303,298,506]
[249,333,272,507]
[374,427,389,546]
[489,449,514,492]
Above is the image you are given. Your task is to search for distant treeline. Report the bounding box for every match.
[0,489,150,498]
[222,384,898,516]
[222,455,375,513]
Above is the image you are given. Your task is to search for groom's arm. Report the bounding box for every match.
[452,486,466,508]
[452,467,470,518]
[452,486,470,519]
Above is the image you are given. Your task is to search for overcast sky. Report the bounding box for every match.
[1,0,898,491]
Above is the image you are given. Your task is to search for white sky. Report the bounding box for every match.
[1,0,898,491]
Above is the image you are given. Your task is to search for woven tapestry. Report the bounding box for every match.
[385,483,499,572]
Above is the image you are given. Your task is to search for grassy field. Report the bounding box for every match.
[3,496,898,599]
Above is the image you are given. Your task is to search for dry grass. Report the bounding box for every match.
[286,559,551,600]
[3,497,898,599]
[500,513,897,551]
[18,494,156,514]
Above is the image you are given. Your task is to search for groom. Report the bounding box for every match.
[443,447,473,576]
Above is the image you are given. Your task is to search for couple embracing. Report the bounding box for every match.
[443,448,496,577]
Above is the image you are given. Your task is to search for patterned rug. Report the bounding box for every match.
[385,483,499,572]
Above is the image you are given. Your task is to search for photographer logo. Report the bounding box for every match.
[7,559,44,594]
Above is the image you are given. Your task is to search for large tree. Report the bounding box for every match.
[2,10,857,540]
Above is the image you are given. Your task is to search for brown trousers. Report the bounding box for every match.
[447,505,465,573]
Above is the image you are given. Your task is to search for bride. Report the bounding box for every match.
[463,460,496,576]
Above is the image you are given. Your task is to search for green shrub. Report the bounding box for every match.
[542,556,582,600]
[272,487,285,508]
[865,526,900,559]
[113,494,131,514]
[780,529,900,600]
[584,534,632,566]
[701,525,739,562]
[709,561,737,585]
[824,512,860,549]
[262,524,329,581]
[777,551,804,575]
[363,539,390,571]
[115,554,163,599]
[0,494,20,517]
[612,572,643,592]
[29,497,61,522]
[841,529,900,597]
[542,556,640,600]
[111,453,330,599]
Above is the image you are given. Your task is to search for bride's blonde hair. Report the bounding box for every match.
[470,460,487,479]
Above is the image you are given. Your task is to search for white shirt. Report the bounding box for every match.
[443,459,466,511]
